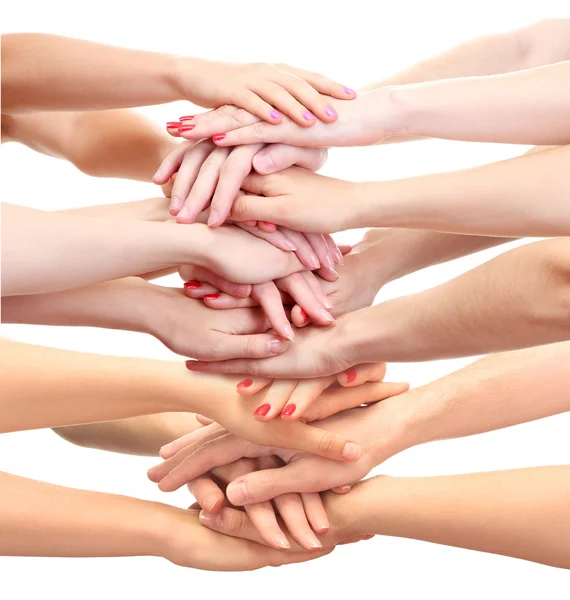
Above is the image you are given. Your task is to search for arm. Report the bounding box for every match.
[54,412,204,456]
[185,238,570,376]
[1,203,304,296]
[0,472,321,570]
[2,109,177,181]
[329,468,570,569]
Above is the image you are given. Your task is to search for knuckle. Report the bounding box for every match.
[223,510,246,535]
[243,336,260,359]
[318,432,338,456]
[251,120,270,139]
[218,105,237,116]
[232,108,256,126]
[257,471,278,497]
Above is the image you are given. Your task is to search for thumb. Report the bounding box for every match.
[230,193,285,225]
[218,333,290,360]
[253,145,328,174]
[295,423,362,462]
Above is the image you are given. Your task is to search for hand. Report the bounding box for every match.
[148,385,415,496]
[173,59,356,126]
[229,167,360,233]
[161,506,332,570]
[188,456,329,551]
[172,92,389,147]
[182,268,336,340]
[234,363,408,423]
[154,137,329,227]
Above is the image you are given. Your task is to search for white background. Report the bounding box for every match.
[3,1,570,598]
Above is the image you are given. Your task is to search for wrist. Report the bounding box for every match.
[166,222,211,268]
[364,86,410,141]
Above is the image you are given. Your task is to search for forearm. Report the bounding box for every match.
[1,34,186,112]
[1,203,206,296]
[3,110,177,181]
[348,468,570,569]
[57,197,172,222]
[387,60,570,145]
[362,19,570,90]
[0,339,229,432]
[54,412,203,456]
[0,471,175,558]
[348,238,570,363]
[356,145,570,237]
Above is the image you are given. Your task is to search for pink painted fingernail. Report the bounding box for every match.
[212,134,226,142]
[270,110,281,120]
[303,111,316,121]
[344,87,356,95]
[325,107,338,117]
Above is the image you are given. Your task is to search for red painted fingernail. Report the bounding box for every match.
[281,404,296,417]
[179,115,194,121]
[263,222,276,228]
[212,134,226,142]
[166,121,181,128]
[345,368,357,384]
[178,125,195,132]
[204,294,220,300]
[300,309,308,324]
[254,404,271,417]
[239,379,253,388]
[183,280,202,289]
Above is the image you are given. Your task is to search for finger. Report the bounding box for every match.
[165,121,182,137]
[303,380,411,422]
[250,80,316,127]
[277,65,357,101]
[170,142,214,219]
[300,270,332,310]
[279,376,335,421]
[214,120,285,147]
[269,73,337,124]
[304,233,335,270]
[338,244,353,256]
[301,492,329,533]
[280,229,319,270]
[235,222,297,253]
[251,379,300,422]
[316,266,340,282]
[273,492,323,550]
[187,475,225,513]
[245,501,292,550]
[195,414,215,426]
[257,221,277,233]
[199,293,258,308]
[332,485,352,494]
[208,331,291,361]
[230,89,282,127]
[183,280,220,297]
[209,144,262,227]
[157,423,225,461]
[236,377,273,397]
[152,140,189,185]
[275,273,333,326]
[290,304,310,328]
[187,266,252,298]
[253,145,328,175]
[182,106,260,140]
[324,234,343,265]
[177,147,231,224]
[339,363,387,387]
[250,282,294,341]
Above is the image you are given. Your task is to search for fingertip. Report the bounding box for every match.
[341,442,361,462]
[159,443,173,459]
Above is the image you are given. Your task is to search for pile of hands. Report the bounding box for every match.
[148,69,407,559]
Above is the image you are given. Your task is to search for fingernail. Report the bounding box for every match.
[345,367,357,384]
[178,125,195,132]
[270,110,281,120]
[333,247,344,264]
[300,309,308,324]
[319,309,334,323]
[341,442,361,461]
[160,442,172,456]
[227,480,249,505]
[323,298,333,310]
[238,379,253,388]
[254,404,271,417]
[166,121,181,128]
[199,510,219,526]
[316,520,329,532]
[204,294,220,300]
[324,252,335,269]
[307,536,323,550]
[263,222,276,228]
[212,134,226,142]
[281,404,296,417]
[208,209,221,227]
[282,239,297,251]
[344,87,356,95]
[179,115,194,121]
[283,323,295,342]
[274,534,291,550]
[177,206,191,222]
[170,196,183,211]
[254,153,276,174]
[308,253,320,270]
[303,111,316,121]
[325,107,338,117]
[269,338,286,354]
[183,280,202,289]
